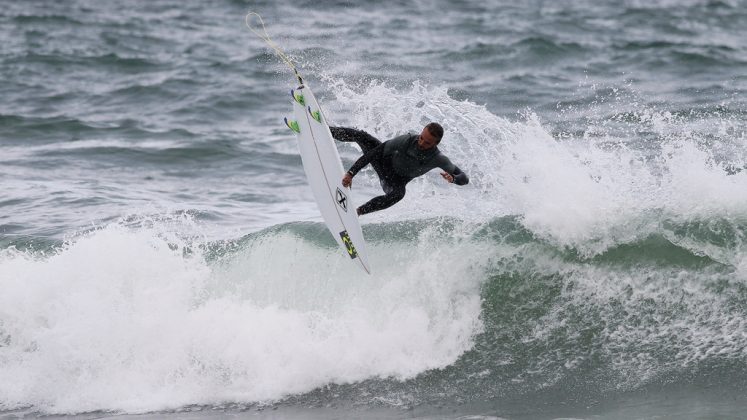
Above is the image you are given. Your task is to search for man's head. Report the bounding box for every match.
[417,122,444,150]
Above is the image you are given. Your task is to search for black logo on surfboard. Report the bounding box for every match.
[339,230,358,259]
[336,187,348,212]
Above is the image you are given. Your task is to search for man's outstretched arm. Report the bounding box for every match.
[438,156,469,185]
[448,166,469,185]
[342,143,385,187]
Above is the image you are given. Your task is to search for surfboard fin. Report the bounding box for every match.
[308,106,322,123]
[290,89,305,106]
[284,117,300,133]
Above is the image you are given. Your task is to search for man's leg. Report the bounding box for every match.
[330,127,381,154]
[357,182,407,215]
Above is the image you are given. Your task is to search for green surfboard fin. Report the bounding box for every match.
[284,117,300,133]
[308,106,322,123]
[291,89,305,106]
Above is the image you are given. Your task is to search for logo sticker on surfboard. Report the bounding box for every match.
[335,187,348,212]
[339,230,358,259]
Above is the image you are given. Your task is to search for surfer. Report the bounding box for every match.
[331,123,469,215]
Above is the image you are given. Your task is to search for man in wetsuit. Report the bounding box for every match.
[330,122,469,216]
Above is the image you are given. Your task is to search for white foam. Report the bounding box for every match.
[324,79,747,256]
[0,221,485,413]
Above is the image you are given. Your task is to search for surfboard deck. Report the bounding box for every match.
[285,83,371,274]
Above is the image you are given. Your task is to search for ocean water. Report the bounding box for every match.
[1,0,747,419]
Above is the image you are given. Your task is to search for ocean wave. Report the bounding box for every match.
[230,216,747,403]
[0,115,100,142]
[6,52,163,72]
[4,213,745,412]
[0,114,198,144]
[440,37,585,66]
[0,218,484,413]
[511,36,586,57]
[10,14,84,26]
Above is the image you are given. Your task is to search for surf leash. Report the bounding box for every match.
[245,12,303,85]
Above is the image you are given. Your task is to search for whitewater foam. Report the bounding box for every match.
[0,220,486,413]
[322,78,747,257]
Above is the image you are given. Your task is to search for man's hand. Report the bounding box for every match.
[342,172,353,188]
[440,172,454,183]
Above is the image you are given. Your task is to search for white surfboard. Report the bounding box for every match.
[285,83,371,274]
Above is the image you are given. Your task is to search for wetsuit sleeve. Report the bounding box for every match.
[347,142,384,176]
[450,166,469,185]
[436,156,469,185]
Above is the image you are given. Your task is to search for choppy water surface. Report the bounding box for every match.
[1,1,746,418]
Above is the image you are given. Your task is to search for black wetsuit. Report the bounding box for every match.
[330,127,469,215]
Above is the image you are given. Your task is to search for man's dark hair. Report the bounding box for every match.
[426,122,444,141]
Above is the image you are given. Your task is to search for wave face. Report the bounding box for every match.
[1,213,746,413]
[1,0,747,417]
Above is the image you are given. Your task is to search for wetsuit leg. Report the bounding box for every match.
[357,181,407,215]
[329,127,381,153]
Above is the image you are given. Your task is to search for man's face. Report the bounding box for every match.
[417,127,439,150]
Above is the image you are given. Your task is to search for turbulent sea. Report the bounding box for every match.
[2,1,747,419]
